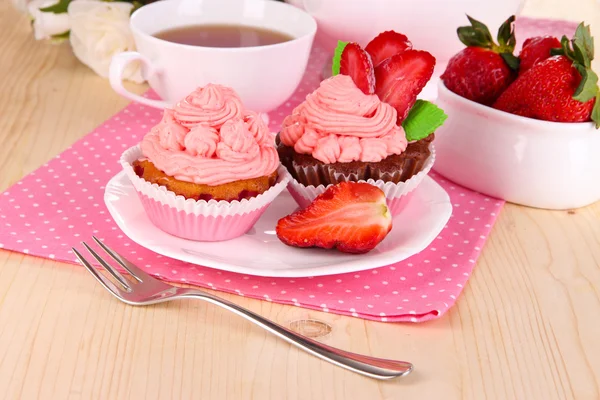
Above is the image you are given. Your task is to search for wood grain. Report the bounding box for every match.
[0,1,599,399]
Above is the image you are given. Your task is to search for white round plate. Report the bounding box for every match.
[104,171,452,277]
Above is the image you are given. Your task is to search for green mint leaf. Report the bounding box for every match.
[574,22,594,62]
[573,64,599,102]
[39,0,71,14]
[497,15,516,51]
[402,100,448,141]
[331,40,348,76]
[500,52,520,71]
[591,93,600,129]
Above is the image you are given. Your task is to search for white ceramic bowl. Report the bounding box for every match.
[291,0,525,63]
[433,81,600,210]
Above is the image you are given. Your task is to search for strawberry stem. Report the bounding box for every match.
[457,15,519,71]
[553,23,600,111]
[592,93,600,129]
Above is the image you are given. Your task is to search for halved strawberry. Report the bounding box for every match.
[365,30,412,67]
[340,42,376,94]
[276,182,392,254]
[375,50,436,122]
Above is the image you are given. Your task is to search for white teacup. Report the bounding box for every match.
[109,0,316,112]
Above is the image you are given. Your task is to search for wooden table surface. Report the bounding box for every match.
[1,1,599,399]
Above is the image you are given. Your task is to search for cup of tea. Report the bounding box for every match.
[109,0,317,112]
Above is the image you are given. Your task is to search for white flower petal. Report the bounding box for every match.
[67,0,143,82]
[28,0,70,41]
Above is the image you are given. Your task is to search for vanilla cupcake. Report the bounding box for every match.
[121,84,289,242]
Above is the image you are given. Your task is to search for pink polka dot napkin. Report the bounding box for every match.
[0,18,576,322]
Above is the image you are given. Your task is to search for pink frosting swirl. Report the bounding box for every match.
[141,85,278,186]
[244,111,274,146]
[184,125,219,158]
[173,84,244,129]
[216,119,260,162]
[280,75,408,163]
[154,109,189,151]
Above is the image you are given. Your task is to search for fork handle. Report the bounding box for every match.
[179,290,413,380]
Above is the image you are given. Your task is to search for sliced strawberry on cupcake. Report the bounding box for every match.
[375,50,436,123]
[441,15,519,106]
[332,34,435,124]
[338,42,376,94]
[365,30,413,67]
[276,182,392,254]
[493,23,600,126]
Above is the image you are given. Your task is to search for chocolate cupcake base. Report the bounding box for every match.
[277,134,434,186]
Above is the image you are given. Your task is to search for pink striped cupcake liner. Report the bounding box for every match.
[285,146,435,215]
[120,146,290,241]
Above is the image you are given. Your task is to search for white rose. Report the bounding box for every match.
[28,0,71,41]
[68,0,144,83]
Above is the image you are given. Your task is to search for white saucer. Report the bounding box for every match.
[104,171,452,277]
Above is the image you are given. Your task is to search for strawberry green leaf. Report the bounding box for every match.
[331,41,349,76]
[457,14,518,71]
[457,26,492,48]
[573,64,599,102]
[574,22,594,62]
[573,42,591,68]
[559,35,573,57]
[591,93,600,129]
[402,100,448,141]
[496,15,516,51]
[466,15,494,44]
[457,15,495,49]
[557,21,600,105]
[500,53,520,71]
[40,0,71,14]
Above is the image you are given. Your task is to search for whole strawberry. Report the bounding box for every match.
[519,36,561,74]
[441,15,519,106]
[494,23,600,127]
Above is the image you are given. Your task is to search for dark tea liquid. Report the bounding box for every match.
[154,24,294,47]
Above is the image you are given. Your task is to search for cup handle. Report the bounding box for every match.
[109,51,170,109]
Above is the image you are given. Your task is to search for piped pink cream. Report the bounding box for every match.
[141,84,279,186]
[280,75,407,163]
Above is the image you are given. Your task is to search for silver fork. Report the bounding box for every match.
[73,237,414,380]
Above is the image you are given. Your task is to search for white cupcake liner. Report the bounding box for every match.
[285,146,436,216]
[120,145,289,241]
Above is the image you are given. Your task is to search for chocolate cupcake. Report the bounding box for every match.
[277,75,437,215]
